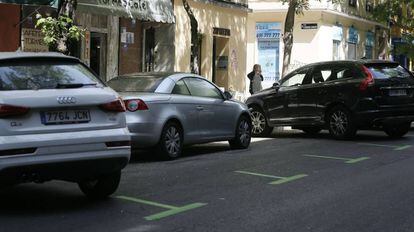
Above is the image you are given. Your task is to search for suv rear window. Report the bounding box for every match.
[365,63,413,79]
[0,60,103,90]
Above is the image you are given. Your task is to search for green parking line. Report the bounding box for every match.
[358,143,411,151]
[303,154,370,164]
[115,196,207,221]
[235,170,307,185]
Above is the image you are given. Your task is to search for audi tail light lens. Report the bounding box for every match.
[100,98,126,112]
[359,65,375,91]
[124,99,149,112]
[0,104,30,118]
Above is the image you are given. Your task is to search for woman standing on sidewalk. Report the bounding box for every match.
[247,64,264,95]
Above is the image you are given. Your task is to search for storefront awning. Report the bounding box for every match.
[0,0,58,7]
[77,0,175,24]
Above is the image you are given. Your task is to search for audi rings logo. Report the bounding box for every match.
[57,96,77,104]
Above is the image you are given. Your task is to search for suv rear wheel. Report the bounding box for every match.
[327,106,357,140]
[383,122,411,138]
[78,171,121,200]
[250,106,273,137]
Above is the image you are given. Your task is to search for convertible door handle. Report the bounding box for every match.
[196,106,204,111]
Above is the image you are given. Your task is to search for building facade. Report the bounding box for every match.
[246,0,389,92]
[174,0,249,100]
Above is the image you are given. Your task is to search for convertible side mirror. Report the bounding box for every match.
[224,91,233,100]
[272,82,280,89]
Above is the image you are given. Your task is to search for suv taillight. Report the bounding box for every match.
[100,98,126,112]
[124,99,149,112]
[359,65,375,91]
[0,104,30,117]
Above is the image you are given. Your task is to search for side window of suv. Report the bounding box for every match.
[281,69,309,87]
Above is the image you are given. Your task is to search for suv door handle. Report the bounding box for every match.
[319,89,328,94]
[196,106,204,111]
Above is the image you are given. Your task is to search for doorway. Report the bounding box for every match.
[212,36,229,90]
[90,32,107,80]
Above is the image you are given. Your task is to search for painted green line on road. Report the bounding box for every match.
[115,195,207,221]
[269,174,308,185]
[235,171,307,185]
[116,195,177,209]
[235,170,284,179]
[303,154,370,164]
[358,143,411,151]
[144,203,207,221]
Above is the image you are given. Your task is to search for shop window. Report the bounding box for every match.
[144,27,155,72]
[333,41,341,60]
[347,43,357,60]
[365,46,373,59]
[349,0,356,7]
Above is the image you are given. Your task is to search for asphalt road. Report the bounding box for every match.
[2,129,414,232]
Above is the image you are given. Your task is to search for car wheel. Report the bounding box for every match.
[229,115,252,149]
[157,122,183,160]
[327,106,357,140]
[78,171,121,200]
[300,127,322,135]
[250,107,273,137]
[384,122,411,138]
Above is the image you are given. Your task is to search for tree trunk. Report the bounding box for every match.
[282,0,297,77]
[182,0,200,74]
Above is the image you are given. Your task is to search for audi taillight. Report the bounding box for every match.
[100,98,126,112]
[124,99,149,112]
[359,65,375,91]
[0,104,30,117]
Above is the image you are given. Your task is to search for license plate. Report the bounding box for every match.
[389,89,407,96]
[41,110,91,125]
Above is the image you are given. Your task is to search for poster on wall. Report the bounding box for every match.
[256,22,281,89]
[21,28,48,52]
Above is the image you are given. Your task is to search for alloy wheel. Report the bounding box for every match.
[330,110,348,136]
[165,126,181,156]
[238,119,251,146]
[251,111,266,135]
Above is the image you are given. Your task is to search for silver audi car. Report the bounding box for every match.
[107,73,252,159]
[0,52,130,199]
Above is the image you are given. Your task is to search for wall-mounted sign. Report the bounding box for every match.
[213,27,231,37]
[301,23,318,30]
[217,56,228,69]
[348,27,359,44]
[256,22,281,85]
[332,25,343,41]
[21,28,48,52]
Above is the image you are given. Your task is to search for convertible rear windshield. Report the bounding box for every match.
[365,63,413,79]
[108,75,166,93]
[0,60,103,90]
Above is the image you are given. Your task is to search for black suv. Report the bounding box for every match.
[246,60,414,139]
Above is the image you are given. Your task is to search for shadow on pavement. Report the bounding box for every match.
[0,183,109,215]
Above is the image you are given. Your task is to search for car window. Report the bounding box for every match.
[281,69,308,87]
[108,75,165,93]
[365,63,412,79]
[172,80,191,95]
[183,78,223,99]
[0,60,103,91]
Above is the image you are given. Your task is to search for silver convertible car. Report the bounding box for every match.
[107,73,252,159]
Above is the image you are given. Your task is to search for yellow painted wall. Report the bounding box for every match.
[174,0,248,93]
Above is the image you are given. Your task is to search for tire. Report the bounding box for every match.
[384,122,411,138]
[327,106,357,140]
[250,106,273,137]
[78,171,121,200]
[300,127,322,136]
[229,115,252,149]
[157,121,183,160]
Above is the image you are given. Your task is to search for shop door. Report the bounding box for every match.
[144,27,155,72]
[154,24,175,72]
[212,36,229,90]
[90,32,107,80]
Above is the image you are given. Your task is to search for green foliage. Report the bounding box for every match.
[396,34,414,59]
[35,14,84,54]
